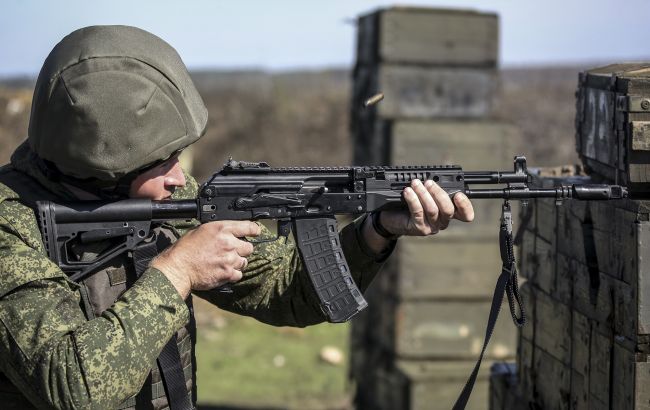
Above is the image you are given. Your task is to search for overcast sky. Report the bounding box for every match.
[1,0,649,77]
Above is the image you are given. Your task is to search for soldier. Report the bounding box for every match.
[0,26,474,409]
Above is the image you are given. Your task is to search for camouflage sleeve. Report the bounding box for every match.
[195,215,394,326]
[0,208,189,408]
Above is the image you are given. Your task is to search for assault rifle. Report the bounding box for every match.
[37,155,626,323]
[36,155,627,410]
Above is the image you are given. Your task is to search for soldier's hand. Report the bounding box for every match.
[362,179,475,254]
[152,221,261,299]
[382,178,475,236]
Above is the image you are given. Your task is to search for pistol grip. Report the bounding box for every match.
[293,217,368,322]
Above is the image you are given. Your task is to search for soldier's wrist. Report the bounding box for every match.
[371,211,401,240]
[361,213,396,255]
[152,255,191,299]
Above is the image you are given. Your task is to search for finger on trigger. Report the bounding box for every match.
[230,221,262,238]
[453,193,475,222]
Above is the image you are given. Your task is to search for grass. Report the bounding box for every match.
[193,298,351,409]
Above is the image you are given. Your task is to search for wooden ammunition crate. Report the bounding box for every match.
[388,360,494,410]
[353,119,520,235]
[370,295,516,360]
[390,121,519,170]
[354,64,497,119]
[575,63,650,191]
[356,7,498,67]
[381,238,504,299]
[389,120,522,234]
[353,358,498,410]
[509,170,650,409]
[520,173,650,344]
[351,7,508,410]
[518,301,650,410]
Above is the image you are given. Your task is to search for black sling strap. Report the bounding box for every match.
[133,241,194,410]
[452,201,526,410]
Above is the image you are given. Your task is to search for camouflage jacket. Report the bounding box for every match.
[0,146,392,409]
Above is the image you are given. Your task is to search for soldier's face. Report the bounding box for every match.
[129,157,186,200]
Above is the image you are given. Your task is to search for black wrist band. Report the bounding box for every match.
[371,211,400,240]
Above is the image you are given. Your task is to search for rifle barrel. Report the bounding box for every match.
[466,184,627,200]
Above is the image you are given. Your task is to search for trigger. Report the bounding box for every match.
[277,219,292,238]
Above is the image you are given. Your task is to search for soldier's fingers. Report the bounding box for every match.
[453,193,475,222]
[223,251,239,267]
[411,179,439,229]
[235,239,255,257]
[425,180,455,230]
[403,186,426,231]
[230,269,243,282]
[224,221,262,238]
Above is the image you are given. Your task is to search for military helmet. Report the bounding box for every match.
[27,25,208,181]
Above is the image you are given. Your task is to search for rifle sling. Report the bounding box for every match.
[452,201,526,410]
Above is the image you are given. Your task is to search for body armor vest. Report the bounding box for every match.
[0,167,196,410]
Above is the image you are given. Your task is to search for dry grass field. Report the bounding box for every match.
[0,65,589,408]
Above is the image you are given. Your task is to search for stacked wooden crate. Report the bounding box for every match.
[575,63,650,192]
[503,173,650,409]
[489,65,650,409]
[349,7,520,409]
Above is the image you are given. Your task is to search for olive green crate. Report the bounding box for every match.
[575,63,650,192]
[355,7,498,67]
[391,359,493,410]
[353,64,496,119]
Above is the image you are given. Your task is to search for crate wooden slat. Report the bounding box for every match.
[354,65,496,118]
[390,120,519,169]
[388,238,503,299]
[392,360,493,410]
[356,7,498,67]
[375,298,517,360]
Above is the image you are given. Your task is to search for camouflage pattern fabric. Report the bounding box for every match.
[0,145,392,408]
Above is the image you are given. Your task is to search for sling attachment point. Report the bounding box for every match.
[452,201,526,410]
